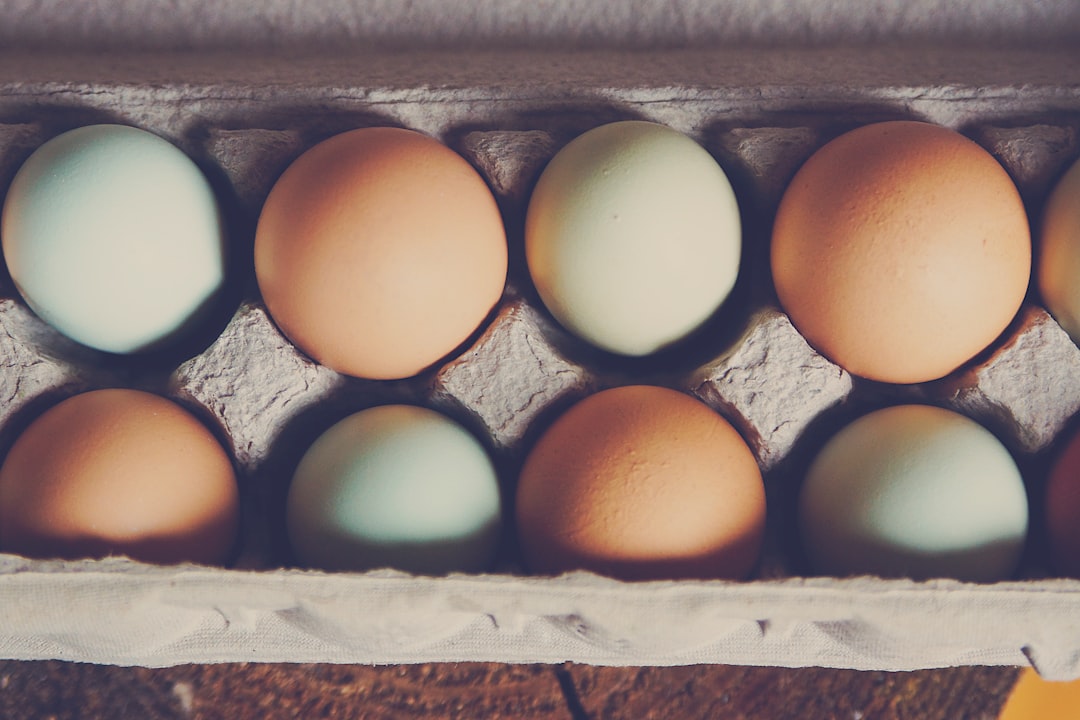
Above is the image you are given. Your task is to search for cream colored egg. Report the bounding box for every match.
[525,121,742,356]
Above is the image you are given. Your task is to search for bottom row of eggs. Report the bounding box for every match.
[0,385,1076,584]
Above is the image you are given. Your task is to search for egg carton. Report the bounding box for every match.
[2,47,1080,675]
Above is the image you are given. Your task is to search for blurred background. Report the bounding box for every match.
[2,0,1079,52]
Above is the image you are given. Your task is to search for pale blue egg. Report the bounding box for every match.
[1,124,226,353]
[286,404,502,574]
[799,404,1028,582]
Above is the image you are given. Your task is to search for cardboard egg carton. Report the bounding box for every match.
[2,48,1080,676]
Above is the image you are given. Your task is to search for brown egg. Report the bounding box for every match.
[516,385,766,581]
[1046,426,1080,577]
[0,389,239,565]
[771,121,1030,384]
[254,127,508,380]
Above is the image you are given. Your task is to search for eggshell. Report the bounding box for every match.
[286,404,502,574]
[1,124,227,354]
[0,389,239,565]
[255,127,508,380]
[1039,155,1080,344]
[1045,424,1080,577]
[798,404,1028,582]
[516,385,765,581]
[771,120,1031,384]
[525,121,742,356]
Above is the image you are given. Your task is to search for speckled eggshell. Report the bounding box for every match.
[0,389,239,565]
[1039,155,1080,344]
[798,404,1029,582]
[286,404,502,575]
[516,385,765,581]
[255,127,508,380]
[1,124,227,354]
[525,121,742,356]
[772,121,1031,384]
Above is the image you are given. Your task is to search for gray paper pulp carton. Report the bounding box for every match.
[1,40,1080,676]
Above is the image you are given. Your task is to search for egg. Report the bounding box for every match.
[1,124,227,354]
[798,404,1028,582]
[525,121,742,356]
[516,385,765,581]
[1038,155,1080,344]
[1044,424,1080,577]
[255,127,508,380]
[771,121,1031,384]
[0,389,239,565]
[286,404,502,574]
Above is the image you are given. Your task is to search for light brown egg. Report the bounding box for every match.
[516,385,765,581]
[0,389,239,565]
[254,127,508,381]
[771,121,1031,384]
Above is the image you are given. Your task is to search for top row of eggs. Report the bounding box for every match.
[1,120,1078,385]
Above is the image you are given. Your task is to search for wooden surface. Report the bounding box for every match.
[0,662,1021,719]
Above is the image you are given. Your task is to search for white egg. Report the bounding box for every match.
[1039,155,1080,344]
[798,404,1028,582]
[1,124,226,353]
[525,121,742,356]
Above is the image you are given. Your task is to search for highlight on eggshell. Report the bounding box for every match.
[254,126,508,380]
[771,120,1031,384]
[798,404,1029,583]
[525,120,743,357]
[1,124,228,354]
[0,388,240,566]
[515,384,766,581]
